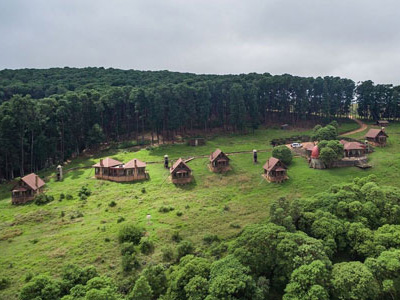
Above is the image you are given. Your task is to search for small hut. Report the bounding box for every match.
[340,140,366,157]
[170,158,192,184]
[188,138,205,147]
[365,128,388,146]
[376,120,389,126]
[11,173,45,204]
[209,149,230,172]
[263,157,288,183]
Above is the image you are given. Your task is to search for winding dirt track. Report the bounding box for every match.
[341,117,367,136]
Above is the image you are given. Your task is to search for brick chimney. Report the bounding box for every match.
[35,175,38,188]
[134,159,137,168]
[100,159,103,166]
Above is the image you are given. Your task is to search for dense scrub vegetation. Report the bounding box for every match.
[13,175,400,299]
[1,67,396,179]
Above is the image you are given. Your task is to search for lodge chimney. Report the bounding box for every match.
[35,174,38,188]
[100,159,103,166]
[134,159,137,168]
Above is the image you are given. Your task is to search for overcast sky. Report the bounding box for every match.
[1,0,399,84]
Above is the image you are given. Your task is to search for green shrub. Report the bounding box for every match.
[59,193,65,200]
[121,242,136,256]
[121,254,140,272]
[272,145,293,165]
[118,224,144,245]
[66,194,73,200]
[171,231,182,243]
[20,275,61,300]
[34,194,54,205]
[24,273,33,283]
[117,216,125,223]
[161,247,175,262]
[78,186,91,200]
[141,188,146,194]
[177,240,194,260]
[176,211,183,217]
[109,201,117,207]
[0,277,9,290]
[139,239,155,255]
[203,234,220,244]
[159,206,174,213]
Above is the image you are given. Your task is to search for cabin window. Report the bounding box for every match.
[95,168,100,174]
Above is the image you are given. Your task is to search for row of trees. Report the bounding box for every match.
[16,175,400,299]
[0,68,397,179]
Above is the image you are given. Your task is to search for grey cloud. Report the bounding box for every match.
[1,0,400,84]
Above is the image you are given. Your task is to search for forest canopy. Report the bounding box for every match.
[0,68,399,179]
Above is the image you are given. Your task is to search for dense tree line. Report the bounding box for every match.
[0,68,398,179]
[14,175,400,299]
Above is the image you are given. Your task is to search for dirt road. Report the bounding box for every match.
[341,117,367,136]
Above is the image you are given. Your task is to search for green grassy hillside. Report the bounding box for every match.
[2,119,398,299]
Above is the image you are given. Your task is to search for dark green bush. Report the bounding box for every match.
[0,277,9,290]
[159,206,174,213]
[121,253,140,272]
[203,234,220,244]
[139,239,155,255]
[78,186,91,200]
[117,216,125,223]
[161,247,175,262]
[34,194,54,205]
[171,231,182,243]
[118,224,144,245]
[120,242,136,256]
[20,275,61,300]
[177,240,194,260]
[109,201,117,207]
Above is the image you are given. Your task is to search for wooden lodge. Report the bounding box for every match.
[209,149,230,172]
[170,158,192,184]
[11,173,45,204]
[376,120,389,126]
[365,128,388,147]
[93,157,148,182]
[340,140,367,158]
[263,157,288,183]
[188,138,205,147]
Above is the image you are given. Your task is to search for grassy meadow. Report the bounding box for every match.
[3,119,400,299]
